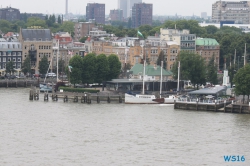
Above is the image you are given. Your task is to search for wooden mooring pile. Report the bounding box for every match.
[29,88,123,104]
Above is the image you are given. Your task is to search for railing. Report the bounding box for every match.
[176,98,231,104]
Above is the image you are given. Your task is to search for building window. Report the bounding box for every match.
[13,58,16,62]
[18,58,21,62]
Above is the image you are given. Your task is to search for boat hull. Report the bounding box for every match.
[125,93,159,104]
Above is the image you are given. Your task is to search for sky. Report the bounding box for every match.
[1,0,223,16]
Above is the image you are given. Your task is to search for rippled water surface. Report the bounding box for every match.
[0,88,250,166]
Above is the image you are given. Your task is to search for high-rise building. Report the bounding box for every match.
[0,7,20,21]
[74,22,96,41]
[127,0,142,18]
[118,0,127,18]
[110,9,123,21]
[86,3,105,24]
[212,1,250,24]
[131,3,153,28]
[118,0,142,18]
[201,12,207,19]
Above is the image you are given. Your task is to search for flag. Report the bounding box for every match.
[137,31,144,39]
[68,66,73,72]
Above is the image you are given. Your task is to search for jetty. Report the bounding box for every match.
[29,88,124,104]
[174,99,250,114]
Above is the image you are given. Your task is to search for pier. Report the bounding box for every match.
[29,88,124,104]
[174,99,250,114]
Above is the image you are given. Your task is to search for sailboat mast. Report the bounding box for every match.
[160,61,163,98]
[177,61,180,93]
[57,39,59,82]
[142,60,145,95]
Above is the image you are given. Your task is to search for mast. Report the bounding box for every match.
[177,61,180,93]
[160,61,163,98]
[56,39,59,82]
[234,49,236,68]
[142,60,146,95]
[244,43,246,66]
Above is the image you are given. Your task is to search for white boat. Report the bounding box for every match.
[125,92,164,104]
[164,95,178,104]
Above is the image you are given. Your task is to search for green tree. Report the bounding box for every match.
[57,15,62,24]
[21,13,28,22]
[0,20,11,33]
[206,55,218,85]
[156,50,167,69]
[127,17,132,29]
[21,56,31,75]
[172,51,206,89]
[26,17,47,28]
[82,53,97,84]
[107,54,121,80]
[6,61,16,74]
[39,56,49,74]
[79,36,88,43]
[69,55,82,86]
[233,64,250,102]
[51,14,56,23]
[95,54,109,83]
[60,21,75,37]
[204,25,218,34]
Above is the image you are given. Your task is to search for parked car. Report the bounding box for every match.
[9,75,17,79]
[46,73,56,77]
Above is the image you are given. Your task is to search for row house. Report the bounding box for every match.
[160,28,196,53]
[19,28,53,74]
[0,39,22,75]
[196,38,220,69]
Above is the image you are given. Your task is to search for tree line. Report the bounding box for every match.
[68,53,121,86]
[171,51,218,90]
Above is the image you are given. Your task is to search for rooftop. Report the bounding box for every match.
[130,63,173,76]
[196,38,219,46]
[188,86,227,95]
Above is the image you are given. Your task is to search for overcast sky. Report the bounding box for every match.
[1,0,223,16]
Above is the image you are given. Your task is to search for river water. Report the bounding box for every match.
[0,88,250,166]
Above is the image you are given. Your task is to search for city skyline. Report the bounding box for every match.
[1,0,225,16]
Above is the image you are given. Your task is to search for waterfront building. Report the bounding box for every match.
[110,9,123,21]
[131,3,153,28]
[212,1,250,24]
[0,39,22,75]
[195,38,220,69]
[19,28,53,74]
[74,22,96,42]
[160,28,196,53]
[0,7,20,21]
[86,3,105,24]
